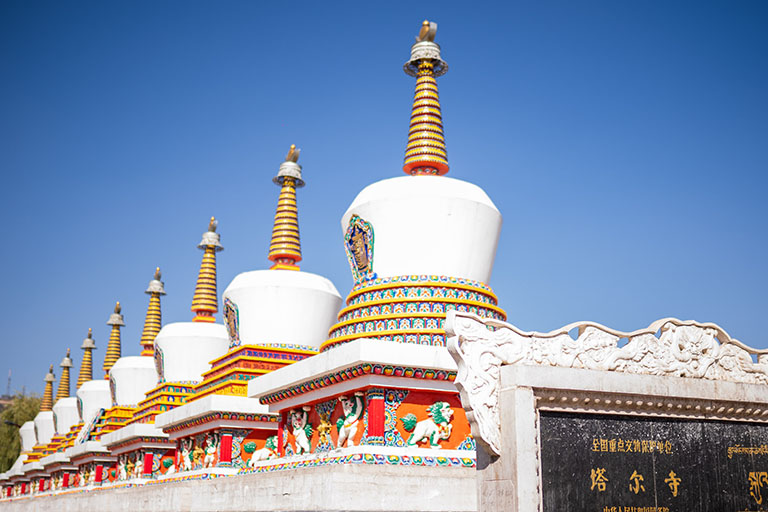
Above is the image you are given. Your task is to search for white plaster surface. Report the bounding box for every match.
[343,175,501,283]
[39,452,71,468]
[109,356,158,406]
[155,394,269,429]
[19,422,36,452]
[52,397,79,435]
[154,322,229,382]
[32,411,55,445]
[64,441,110,459]
[222,269,342,350]
[249,338,458,402]
[5,455,27,478]
[101,423,168,448]
[0,464,477,511]
[76,380,110,425]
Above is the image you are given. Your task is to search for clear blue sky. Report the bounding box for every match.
[1,1,766,395]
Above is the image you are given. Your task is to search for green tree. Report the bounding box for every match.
[0,394,41,473]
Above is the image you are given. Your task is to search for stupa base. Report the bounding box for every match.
[0,461,477,511]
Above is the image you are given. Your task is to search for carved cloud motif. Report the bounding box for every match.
[446,311,768,457]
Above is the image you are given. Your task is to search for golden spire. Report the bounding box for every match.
[268,145,304,270]
[140,267,165,357]
[55,348,72,401]
[191,217,223,322]
[103,301,124,378]
[41,365,55,412]
[403,20,449,176]
[77,328,96,389]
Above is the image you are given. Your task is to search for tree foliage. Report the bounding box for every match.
[0,394,41,473]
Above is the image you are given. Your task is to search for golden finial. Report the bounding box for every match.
[192,217,223,322]
[417,20,437,42]
[57,348,72,401]
[403,19,448,175]
[78,328,96,388]
[285,144,300,163]
[269,146,303,270]
[141,267,166,357]
[104,301,125,378]
[42,365,55,411]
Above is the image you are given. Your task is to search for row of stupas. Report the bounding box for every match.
[0,20,506,499]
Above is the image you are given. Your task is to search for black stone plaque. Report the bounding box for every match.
[539,411,768,512]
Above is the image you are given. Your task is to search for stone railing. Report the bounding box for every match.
[446,311,768,456]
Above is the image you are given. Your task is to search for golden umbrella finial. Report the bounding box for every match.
[285,144,300,163]
[208,216,218,232]
[417,19,437,42]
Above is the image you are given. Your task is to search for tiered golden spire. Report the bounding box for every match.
[41,365,55,412]
[103,301,124,377]
[191,217,223,322]
[77,328,96,389]
[140,268,165,357]
[403,20,449,176]
[268,144,304,270]
[55,348,72,401]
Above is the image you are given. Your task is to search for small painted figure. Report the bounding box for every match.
[336,392,364,448]
[290,406,313,455]
[203,433,218,468]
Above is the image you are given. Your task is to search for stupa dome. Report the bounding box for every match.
[342,175,501,284]
[76,379,111,424]
[32,411,55,446]
[153,322,229,383]
[19,421,36,452]
[222,269,341,350]
[109,356,158,405]
[52,397,79,435]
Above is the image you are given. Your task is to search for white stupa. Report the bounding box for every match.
[221,145,342,352]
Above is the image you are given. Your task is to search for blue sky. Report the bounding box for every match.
[1,1,766,395]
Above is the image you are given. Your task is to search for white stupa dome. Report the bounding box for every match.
[342,175,501,284]
[52,397,79,435]
[76,379,111,424]
[19,421,36,452]
[153,322,229,383]
[222,269,342,350]
[109,356,158,405]
[32,411,55,446]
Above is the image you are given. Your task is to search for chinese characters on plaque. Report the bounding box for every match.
[540,412,768,512]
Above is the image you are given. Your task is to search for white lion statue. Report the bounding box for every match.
[400,401,454,449]
[247,436,278,466]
